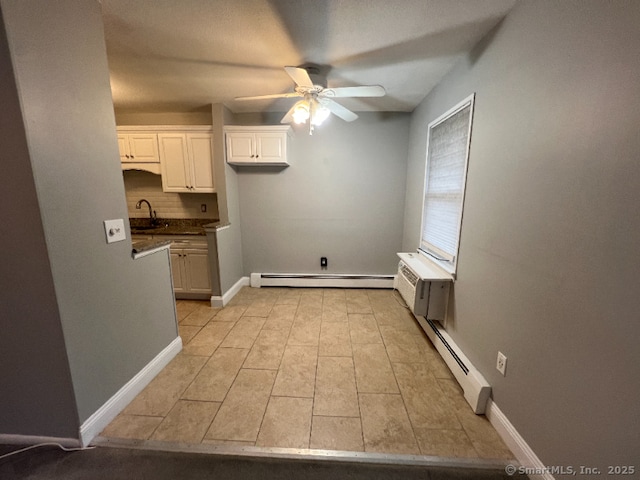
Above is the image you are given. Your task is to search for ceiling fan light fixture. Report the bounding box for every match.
[260,66,384,133]
[292,101,310,124]
[311,102,330,126]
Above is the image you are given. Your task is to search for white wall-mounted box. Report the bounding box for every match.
[104,219,126,244]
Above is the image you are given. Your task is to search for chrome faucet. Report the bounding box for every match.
[135,199,158,225]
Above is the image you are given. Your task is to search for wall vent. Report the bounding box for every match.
[396,261,429,316]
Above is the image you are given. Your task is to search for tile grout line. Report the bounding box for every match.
[368,288,420,453]
[345,299,367,454]
[254,290,299,448]
[192,306,251,445]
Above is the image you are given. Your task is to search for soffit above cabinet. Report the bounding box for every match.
[117,125,213,133]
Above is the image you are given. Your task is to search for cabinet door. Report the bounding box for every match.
[117,135,131,162]
[226,132,256,163]
[184,249,211,293]
[128,134,159,163]
[187,134,215,192]
[159,134,191,192]
[170,250,185,293]
[256,132,286,163]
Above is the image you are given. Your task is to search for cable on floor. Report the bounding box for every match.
[0,442,95,460]
[391,288,410,310]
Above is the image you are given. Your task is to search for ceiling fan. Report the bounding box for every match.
[235,66,386,134]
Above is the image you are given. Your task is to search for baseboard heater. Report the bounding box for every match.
[250,273,395,289]
[418,317,491,414]
[396,254,491,414]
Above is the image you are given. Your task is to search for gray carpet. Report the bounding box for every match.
[0,444,528,479]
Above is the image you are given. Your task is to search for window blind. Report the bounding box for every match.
[420,98,473,270]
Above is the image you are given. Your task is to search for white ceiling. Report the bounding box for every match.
[101,0,516,115]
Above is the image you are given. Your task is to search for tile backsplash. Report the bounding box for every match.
[123,170,218,219]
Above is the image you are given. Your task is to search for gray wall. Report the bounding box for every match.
[214,105,246,293]
[233,112,410,276]
[403,0,640,472]
[1,0,178,431]
[0,5,79,439]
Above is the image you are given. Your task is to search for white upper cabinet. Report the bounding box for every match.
[117,125,215,190]
[118,133,159,163]
[188,134,215,191]
[159,132,215,193]
[118,131,161,174]
[158,134,190,191]
[225,126,291,166]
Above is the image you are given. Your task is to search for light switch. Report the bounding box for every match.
[104,219,126,244]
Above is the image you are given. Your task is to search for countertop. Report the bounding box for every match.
[130,218,220,259]
[131,239,171,259]
[129,217,219,236]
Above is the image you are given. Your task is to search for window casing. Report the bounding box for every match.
[419,94,475,275]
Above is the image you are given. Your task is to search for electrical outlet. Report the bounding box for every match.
[201,204,207,213]
[320,257,328,268]
[496,351,507,376]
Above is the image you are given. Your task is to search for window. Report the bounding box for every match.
[420,94,475,275]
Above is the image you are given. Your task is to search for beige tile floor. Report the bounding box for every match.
[100,287,514,460]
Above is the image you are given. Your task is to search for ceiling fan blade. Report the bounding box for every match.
[320,98,358,122]
[321,85,386,98]
[280,102,299,124]
[284,66,314,88]
[235,92,301,101]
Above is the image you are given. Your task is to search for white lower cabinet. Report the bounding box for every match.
[172,248,211,294]
[161,237,211,297]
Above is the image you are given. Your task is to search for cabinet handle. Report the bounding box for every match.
[125,154,130,158]
[256,155,259,158]
[131,155,135,159]
[250,154,255,158]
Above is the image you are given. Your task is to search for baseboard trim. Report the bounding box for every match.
[0,434,81,449]
[486,399,553,480]
[250,273,395,289]
[211,276,250,307]
[78,336,182,447]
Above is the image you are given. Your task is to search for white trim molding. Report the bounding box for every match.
[210,276,250,307]
[486,399,553,480]
[250,273,395,289]
[78,336,182,447]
